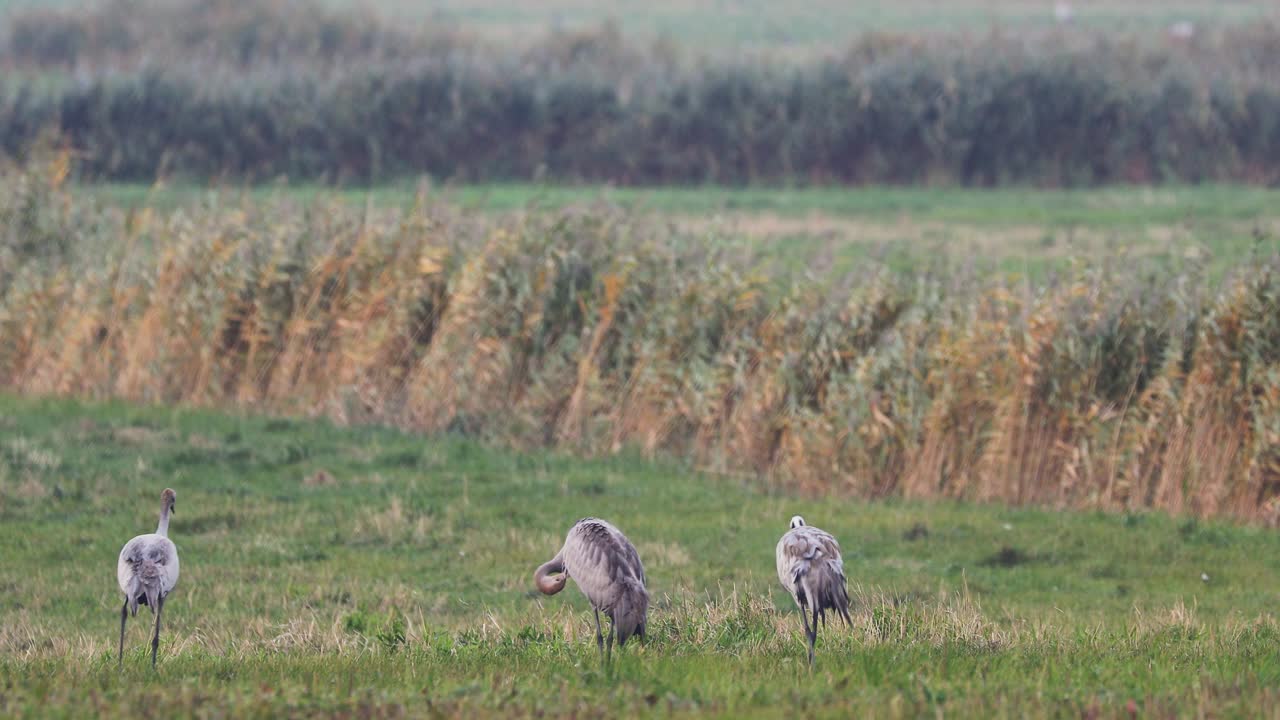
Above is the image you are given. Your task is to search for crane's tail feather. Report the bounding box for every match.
[126,580,141,617]
[143,584,161,616]
[610,580,649,647]
[795,566,851,628]
[126,560,165,617]
[837,589,853,625]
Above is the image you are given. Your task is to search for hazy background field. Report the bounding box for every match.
[2,0,1280,717]
[334,0,1280,52]
[6,0,1278,46]
[2,0,1279,186]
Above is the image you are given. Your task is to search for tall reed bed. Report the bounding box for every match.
[1,160,1278,522]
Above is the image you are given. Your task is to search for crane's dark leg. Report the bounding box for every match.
[118,597,128,667]
[150,596,164,669]
[593,609,605,658]
[807,604,820,668]
[796,599,812,667]
[606,619,615,664]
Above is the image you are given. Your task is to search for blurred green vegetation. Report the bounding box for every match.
[1,1,1278,186]
[3,393,1280,717]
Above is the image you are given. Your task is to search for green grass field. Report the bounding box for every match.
[3,394,1280,717]
[341,0,1276,52]
[88,181,1280,282]
[3,1,1277,55]
[3,1,1279,713]
[91,182,1280,226]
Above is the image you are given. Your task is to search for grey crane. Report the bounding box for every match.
[534,517,648,662]
[775,515,851,666]
[116,488,180,668]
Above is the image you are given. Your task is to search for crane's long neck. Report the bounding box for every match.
[156,502,170,537]
[534,555,566,595]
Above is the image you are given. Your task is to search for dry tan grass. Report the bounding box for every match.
[303,469,337,487]
[5,581,1257,669]
[678,212,1280,254]
[2,161,1279,523]
[353,496,435,544]
[637,541,692,569]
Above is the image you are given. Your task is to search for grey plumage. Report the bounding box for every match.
[775,515,850,666]
[116,488,179,668]
[118,536,176,618]
[534,517,648,660]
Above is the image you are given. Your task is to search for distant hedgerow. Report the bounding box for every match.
[0,0,1278,186]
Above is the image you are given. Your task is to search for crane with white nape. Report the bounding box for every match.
[776,515,851,667]
[116,488,180,668]
[534,517,648,663]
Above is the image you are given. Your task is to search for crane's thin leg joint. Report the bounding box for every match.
[151,596,164,669]
[594,609,605,657]
[799,599,816,668]
[118,597,128,667]
[808,605,819,668]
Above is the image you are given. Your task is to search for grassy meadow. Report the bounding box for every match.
[319,1,1280,51]
[1,1,1279,714]
[5,1,1275,50]
[91,181,1280,280]
[2,393,1280,718]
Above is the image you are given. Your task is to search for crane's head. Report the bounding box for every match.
[162,488,177,514]
[533,560,567,595]
[789,515,806,529]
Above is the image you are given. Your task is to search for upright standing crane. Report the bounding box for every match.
[117,488,180,668]
[776,515,850,666]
